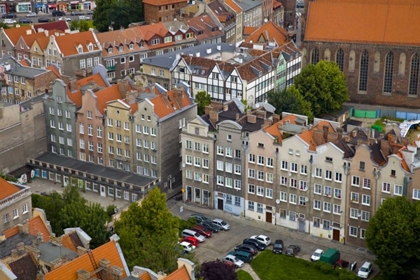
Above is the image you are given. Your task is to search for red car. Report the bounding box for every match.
[191,226,212,238]
[180,236,199,247]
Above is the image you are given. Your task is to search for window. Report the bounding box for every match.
[313,217,320,228]
[299,196,306,206]
[335,172,342,182]
[248,201,254,211]
[333,204,341,215]
[217,146,224,155]
[65,111,71,118]
[359,50,369,91]
[225,162,232,173]
[351,192,359,203]
[324,186,332,196]
[382,182,391,193]
[413,189,420,200]
[248,169,255,178]
[383,52,394,93]
[217,160,224,171]
[216,175,224,186]
[290,162,298,173]
[249,154,255,163]
[289,194,297,204]
[336,48,344,71]
[325,170,332,180]
[323,220,330,230]
[314,184,322,195]
[194,142,201,151]
[394,184,403,196]
[248,184,255,194]
[267,157,273,167]
[257,186,264,196]
[313,200,321,210]
[349,226,358,237]
[361,211,370,221]
[108,118,113,127]
[300,165,307,174]
[226,194,232,204]
[290,178,297,188]
[194,157,201,167]
[266,173,273,183]
[280,191,287,202]
[234,180,241,190]
[203,144,209,153]
[235,149,241,158]
[266,188,273,198]
[22,204,28,214]
[202,158,209,168]
[13,209,19,219]
[409,53,420,95]
[299,180,307,191]
[350,208,359,219]
[311,48,319,64]
[80,59,86,69]
[360,228,366,239]
[257,171,264,181]
[359,161,365,171]
[234,164,241,175]
[315,168,322,178]
[79,139,85,149]
[280,176,288,186]
[225,147,232,157]
[326,157,333,163]
[351,176,360,187]
[361,194,370,206]
[281,161,288,170]
[323,202,331,212]
[334,188,341,199]
[363,178,371,189]
[257,155,264,165]
[185,140,192,149]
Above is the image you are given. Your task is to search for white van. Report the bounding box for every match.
[181,229,206,242]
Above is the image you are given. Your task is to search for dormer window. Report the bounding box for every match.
[129,43,133,50]
[164,36,172,43]
[88,44,93,51]
[151,39,160,45]
[77,46,83,53]
[119,46,123,52]
[139,41,144,48]
[108,47,112,54]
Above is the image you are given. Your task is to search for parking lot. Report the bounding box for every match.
[168,198,379,278]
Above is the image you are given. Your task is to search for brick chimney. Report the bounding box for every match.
[117,79,129,98]
[204,105,212,116]
[158,271,167,280]
[323,125,329,142]
[272,114,280,123]
[210,100,223,111]
[77,246,88,256]
[261,118,272,129]
[18,224,29,234]
[336,128,343,139]
[16,242,25,253]
[126,90,138,104]
[209,110,219,127]
[111,266,123,278]
[277,122,283,129]
[173,87,184,107]
[77,270,90,280]
[69,78,77,92]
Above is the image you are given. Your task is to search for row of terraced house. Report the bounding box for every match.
[181,99,420,248]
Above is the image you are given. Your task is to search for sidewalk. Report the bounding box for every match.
[177,202,376,262]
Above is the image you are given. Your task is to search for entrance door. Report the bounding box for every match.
[100,185,106,197]
[63,176,69,187]
[217,198,224,210]
[298,218,305,233]
[0,6,6,14]
[265,212,272,223]
[333,229,340,241]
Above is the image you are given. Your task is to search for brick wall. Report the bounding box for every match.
[144,3,188,23]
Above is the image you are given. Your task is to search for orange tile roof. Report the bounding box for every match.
[67,73,108,107]
[165,265,191,280]
[245,21,289,46]
[225,0,242,13]
[19,31,53,49]
[46,65,61,78]
[4,226,19,238]
[186,15,223,41]
[264,114,298,142]
[0,178,21,201]
[397,151,410,172]
[137,23,170,41]
[150,88,192,119]
[55,30,100,57]
[4,25,33,45]
[20,59,30,66]
[273,0,282,9]
[28,216,51,242]
[243,26,258,36]
[44,239,127,280]
[305,1,420,46]
[96,85,123,114]
[143,0,185,5]
[298,120,335,151]
[139,272,152,280]
[61,234,76,252]
[34,36,50,50]
[96,28,145,58]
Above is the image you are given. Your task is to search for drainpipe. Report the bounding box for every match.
[343,162,351,245]
[372,168,381,215]
[307,155,313,235]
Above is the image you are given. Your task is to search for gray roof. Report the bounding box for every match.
[0,56,49,79]
[37,242,78,264]
[33,152,155,187]
[141,43,237,69]
[234,0,262,12]
[0,233,36,259]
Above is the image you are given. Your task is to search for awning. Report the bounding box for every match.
[48,4,57,7]
[35,3,45,7]
[71,1,79,3]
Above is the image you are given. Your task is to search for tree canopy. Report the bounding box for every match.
[93,0,144,32]
[115,188,183,272]
[200,260,237,280]
[294,61,349,117]
[267,86,314,121]
[195,91,211,116]
[69,20,95,32]
[366,196,419,278]
[32,185,110,248]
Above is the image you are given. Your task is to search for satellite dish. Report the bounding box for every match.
[305,197,309,202]
[182,163,186,168]
[275,199,280,204]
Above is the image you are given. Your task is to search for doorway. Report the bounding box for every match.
[298,218,305,232]
[63,176,69,187]
[332,229,340,241]
[265,211,272,223]
[100,185,106,197]
[217,198,224,210]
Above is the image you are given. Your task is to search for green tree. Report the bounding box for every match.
[93,0,115,32]
[32,192,65,234]
[366,197,417,278]
[115,188,181,272]
[69,20,95,32]
[93,0,143,32]
[267,86,314,121]
[177,217,197,236]
[294,61,349,117]
[195,91,211,116]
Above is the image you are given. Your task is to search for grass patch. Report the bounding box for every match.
[251,251,343,280]
[237,270,253,280]
[372,116,405,132]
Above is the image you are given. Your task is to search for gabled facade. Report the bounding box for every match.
[186,14,223,45]
[0,25,33,58]
[143,0,188,23]
[207,0,237,44]
[224,0,243,42]
[29,36,49,69]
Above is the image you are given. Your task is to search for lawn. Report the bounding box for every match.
[251,251,339,280]
[237,270,253,280]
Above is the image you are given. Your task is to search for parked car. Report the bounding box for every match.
[38,18,50,23]
[243,238,266,251]
[285,245,301,256]
[179,241,195,253]
[311,249,324,262]
[223,255,244,268]
[227,251,253,263]
[87,10,94,15]
[212,218,230,230]
[52,10,66,16]
[71,11,84,16]
[250,235,271,246]
[2,13,16,19]
[200,221,220,233]
[234,244,257,256]
[4,19,16,24]
[190,213,212,224]
[18,18,33,24]
[179,236,199,247]
[191,225,212,238]
[334,260,349,269]
[223,260,236,270]
[58,17,71,22]
[78,15,90,20]
[181,229,205,243]
[357,261,373,279]
[26,12,37,17]
[272,239,284,254]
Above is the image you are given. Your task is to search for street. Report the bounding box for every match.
[168,198,379,278]
[1,12,91,25]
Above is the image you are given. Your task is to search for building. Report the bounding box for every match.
[1,56,59,103]
[224,0,243,42]
[186,14,224,45]
[0,25,33,58]
[235,0,263,27]
[207,0,237,44]
[0,178,32,235]
[43,65,109,158]
[303,0,420,108]
[130,258,196,279]
[143,0,188,24]
[272,0,284,26]
[0,96,47,174]
[278,0,296,28]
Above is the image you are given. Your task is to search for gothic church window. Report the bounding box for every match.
[409,53,420,96]
[336,49,344,72]
[383,52,394,93]
[359,50,369,92]
[311,48,319,64]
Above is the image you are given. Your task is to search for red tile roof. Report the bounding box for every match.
[245,21,289,46]
[4,25,33,45]
[46,65,61,78]
[150,88,192,119]
[165,265,191,280]
[137,23,169,41]
[4,226,19,238]
[298,120,335,151]
[0,178,21,201]
[67,73,108,107]
[225,0,242,13]
[96,28,145,58]
[186,14,223,41]
[143,0,185,5]
[96,85,124,114]
[34,20,69,32]
[3,216,51,242]
[44,239,127,280]
[55,30,100,57]
[305,1,420,46]
[243,26,258,36]
[20,59,30,66]
[34,36,50,50]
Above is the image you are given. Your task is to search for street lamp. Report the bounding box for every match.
[342,162,351,245]
[373,168,381,214]
[307,155,313,235]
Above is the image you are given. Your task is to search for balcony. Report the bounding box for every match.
[107,65,116,71]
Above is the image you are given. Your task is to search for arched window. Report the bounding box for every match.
[383,52,394,93]
[359,50,369,92]
[336,48,344,71]
[409,53,420,95]
[311,48,319,64]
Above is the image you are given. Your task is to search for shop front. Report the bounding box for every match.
[35,3,47,13]
[16,2,31,13]
[70,1,79,10]
[0,4,6,14]
[83,2,91,10]
[48,3,57,13]
[58,3,69,12]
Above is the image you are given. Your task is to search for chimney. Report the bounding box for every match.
[126,90,138,104]
[69,78,77,92]
[223,104,228,111]
[99,259,111,270]
[272,114,280,123]
[210,100,223,111]
[158,271,167,280]
[323,125,329,142]
[173,86,183,107]
[204,105,212,116]
[117,79,129,98]
[209,110,219,126]
[262,118,272,128]
[16,242,25,253]
[351,129,357,138]
[26,29,32,35]
[380,139,391,157]
[37,232,44,243]
[77,270,90,280]
[247,114,257,123]
[336,127,343,139]
[277,122,283,129]
[77,246,88,256]
[111,266,123,277]
[44,30,49,36]
[18,224,29,234]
